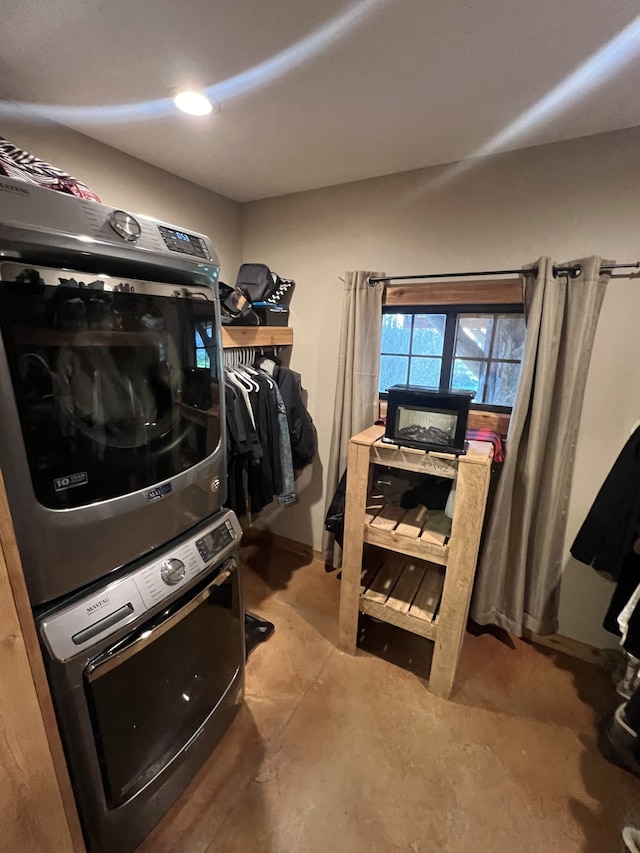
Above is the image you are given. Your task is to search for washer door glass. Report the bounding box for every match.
[84,560,243,808]
[0,263,221,508]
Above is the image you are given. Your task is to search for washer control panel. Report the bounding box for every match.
[158,225,210,259]
[0,175,219,267]
[40,509,241,661]
[195,519,236,563]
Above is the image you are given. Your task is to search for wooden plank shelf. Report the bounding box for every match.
[364,525,449,566]
[338,423,493,700]
[359,552,444,641]
[363,501,450,566]
[221,326,293,348]
[371,441,458,479]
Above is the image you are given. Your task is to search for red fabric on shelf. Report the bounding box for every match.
[0,136,101,202]
[465,428,504,464]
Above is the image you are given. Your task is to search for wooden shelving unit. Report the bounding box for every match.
[338,425,493,699]
[221,326,293,349]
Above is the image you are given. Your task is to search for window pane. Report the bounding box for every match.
[408,357,441,388]
[455,316,494,358]
[452,359,486,401]
[381,313,411,354]
[485,361,522,407]
[196,349,210,369]
[493,315,526,360]
[379,355,408,392]
[411,314,446,356]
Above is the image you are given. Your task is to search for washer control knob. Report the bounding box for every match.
[160,558,186,585]
[107,209,142,242]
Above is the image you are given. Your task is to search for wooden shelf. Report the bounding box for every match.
[363,501,450,565]
[339,423,493,699]
[364,525,449,567]
[360,551,444,640]
[370,441,458,479]
[221,326,293,348]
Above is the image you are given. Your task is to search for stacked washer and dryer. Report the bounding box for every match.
[0,176,245,852]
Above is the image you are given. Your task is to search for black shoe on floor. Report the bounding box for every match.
[598,703,640,777]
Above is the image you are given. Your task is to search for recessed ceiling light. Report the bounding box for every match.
[173,90,213,116]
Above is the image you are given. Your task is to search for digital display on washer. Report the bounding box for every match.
[158,225,210,259]
[195,526,232,563]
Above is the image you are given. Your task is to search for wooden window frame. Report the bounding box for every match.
[383,279,523,308]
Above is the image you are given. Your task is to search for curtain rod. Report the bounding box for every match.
[368,262,640,286]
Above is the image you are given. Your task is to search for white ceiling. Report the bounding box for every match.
[2,0,640,202]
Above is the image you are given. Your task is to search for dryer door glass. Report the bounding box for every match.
[0,263,221,509]
[84,559,243,808]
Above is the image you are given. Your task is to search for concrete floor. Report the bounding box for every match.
[141,544,640,853]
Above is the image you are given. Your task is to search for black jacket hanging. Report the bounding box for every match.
[570,426,640,580]
[225,382,262,517]
[571,426,640,638]
[273,364,317,470]
[325,471,347,548]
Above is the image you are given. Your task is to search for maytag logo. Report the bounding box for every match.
[0,181,29,195]
[87,597,110,615]
[147,482,172,502]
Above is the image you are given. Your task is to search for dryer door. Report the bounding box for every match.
[84,557,244,808]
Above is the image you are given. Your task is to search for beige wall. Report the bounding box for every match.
[1,120,242,281]
[242,126,640,648]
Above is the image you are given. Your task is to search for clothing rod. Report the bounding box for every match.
[368,262,640,286]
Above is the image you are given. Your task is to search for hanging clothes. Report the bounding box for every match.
[225,381,261,518]
[618,569,640,655]
[246,370,278,513]
[571,426,640,577]
[224,355,302,517]
[606,551,640,636]
[271,381,296,505]
[571,426,640,639]
[257,357,317,470]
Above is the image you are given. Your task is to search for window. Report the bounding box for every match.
[453,313,525,407]
[379,306,526,410]
[380,313,447,390]
[195,322,213,369]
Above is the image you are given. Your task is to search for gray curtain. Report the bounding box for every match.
[471,257,611,636]
[322,270,385,566]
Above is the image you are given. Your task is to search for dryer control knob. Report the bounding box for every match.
[160,558,186,585]
[108,209,142,242]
